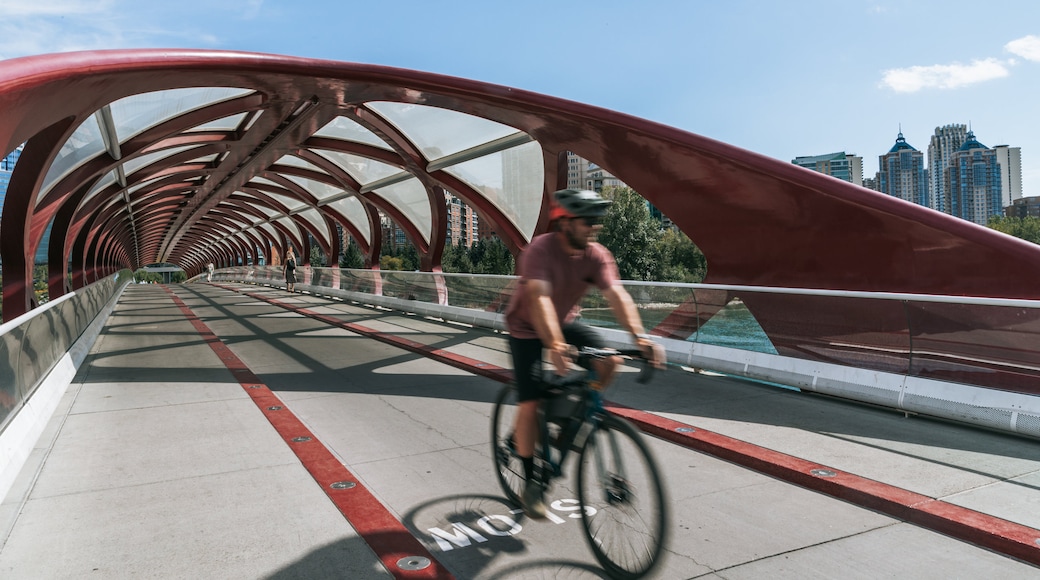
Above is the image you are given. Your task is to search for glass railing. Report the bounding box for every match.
[0,270,132,433]
[208,267,1040,397]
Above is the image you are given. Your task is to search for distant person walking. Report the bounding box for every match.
[283,247,297,292]
[206,262,214,282]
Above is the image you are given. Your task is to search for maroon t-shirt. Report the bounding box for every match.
[505,232,620,340]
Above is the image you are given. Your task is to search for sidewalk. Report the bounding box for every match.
[1,282,1038,578]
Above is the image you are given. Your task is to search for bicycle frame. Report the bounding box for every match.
[538,383,603,481]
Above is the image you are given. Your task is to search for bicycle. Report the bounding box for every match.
[490,346,668,579]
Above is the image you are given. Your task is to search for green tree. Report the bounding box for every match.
[33,265,48,304]
[309,245,325,267]
[471,237,515,275]
[340,237,365,269]
[597,186,661,281]
[988,215,1040,245]
[442,241,474,273]
[381,242,419,271]
[380,255,406,271]
[655,228,707,283]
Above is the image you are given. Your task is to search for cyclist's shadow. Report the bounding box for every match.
[401,493,612,579]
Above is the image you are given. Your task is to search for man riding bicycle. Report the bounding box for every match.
[504,188,666,519]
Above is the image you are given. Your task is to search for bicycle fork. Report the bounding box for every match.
[590,419,631,505]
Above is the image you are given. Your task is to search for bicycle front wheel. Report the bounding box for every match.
[490,383,525,506]
[577,414,667,579]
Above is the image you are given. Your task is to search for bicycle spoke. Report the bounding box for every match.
[491,384,526,506]
[577,416,667,578]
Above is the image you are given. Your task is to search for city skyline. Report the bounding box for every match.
[0,1,1037,197]
[795,124,1023,226]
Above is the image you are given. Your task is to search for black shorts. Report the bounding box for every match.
[509,322,605,402]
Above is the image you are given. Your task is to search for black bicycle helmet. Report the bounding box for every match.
[550,188,612,220]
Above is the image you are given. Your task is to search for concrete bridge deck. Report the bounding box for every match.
[2,282,1039,579]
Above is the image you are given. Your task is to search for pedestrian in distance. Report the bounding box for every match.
[283,247,297,292]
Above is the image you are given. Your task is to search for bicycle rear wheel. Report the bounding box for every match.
[490,383,525,506]
[577,415,667,579]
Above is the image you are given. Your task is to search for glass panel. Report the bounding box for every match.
[283,174,347,203]
[264,191,308,213]
[186,154,220,164]
[295,208,329,246]
[253,222,279,240]
[109,87,252,143]
[238,197,281,219]
[122,145,196,177]
[313,149,401,186]
[248,176,287,190]
[907,302,1040,394]
[126,177,163,194]
[314,115,391,150]
[186,112,248,132]
[324,196,371,246]
[39,115,106,205]
[273,215,301,237]
[273,154,326,173]
[372,177,431,244]
[736,293,911,375]
[76,169,119,211]
[221,202,263,225]
[439,272,517,311]
[443,141,543,241]
[218,207,252,228]
[367,102,517,162]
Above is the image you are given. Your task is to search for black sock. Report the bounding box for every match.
[521,456,534,482]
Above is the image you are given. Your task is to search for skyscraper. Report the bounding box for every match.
[0,145,23,266]
[444,192,479,248]
[1,144,54,266]
[565,151,589,190]
[927,124,968,213]
[946,131,1003,226]
[993,145,1023,207]
[0,144,23,214]
[791,151,863,185]
[878,132,928,207]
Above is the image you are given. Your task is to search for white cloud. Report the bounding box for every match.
[0,2,229,60]
[880,58,1010,93]
[1006,35,1040,62]
[0,0,114,16]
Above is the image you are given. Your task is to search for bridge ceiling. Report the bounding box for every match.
[5,59,550,277]
[2,49,1040,322]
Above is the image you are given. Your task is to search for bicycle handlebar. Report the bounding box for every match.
[550,345,658,387]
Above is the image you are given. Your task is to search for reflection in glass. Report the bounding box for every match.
[314,116,392,150]
[371,178,431,244]
[314,149,401,187]
[367,102,518,162]
[443,141,543,242]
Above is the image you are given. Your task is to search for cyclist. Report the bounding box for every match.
[504,188,666,519]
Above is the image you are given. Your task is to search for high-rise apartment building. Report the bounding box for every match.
[927,124,968,213]
[791,151,863,185]
[1006,195,1040,218]
[445,192,479,248]
[0,145,23,220]
[946,131,1003,226]
[993,145,1023,207]
[586,162,626,192]
[878,132,928,207]
[565,151,589,190]
[0,145,24,265]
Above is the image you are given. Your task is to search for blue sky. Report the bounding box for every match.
[1,0,1039,196]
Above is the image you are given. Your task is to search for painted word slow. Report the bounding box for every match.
[427,499,596,552]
